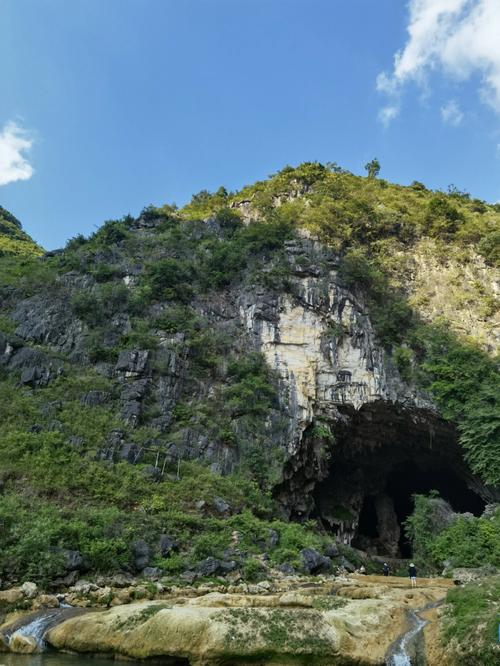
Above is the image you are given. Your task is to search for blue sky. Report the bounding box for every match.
[1,0,500,249]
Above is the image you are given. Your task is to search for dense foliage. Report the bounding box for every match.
[404,493,500,571]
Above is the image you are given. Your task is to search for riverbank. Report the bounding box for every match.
[1,574,455,665]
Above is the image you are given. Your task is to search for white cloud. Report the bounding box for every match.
[441,99,464,125]
[0,121,34,186]
[377,0,500,122]
[378,105,400,127]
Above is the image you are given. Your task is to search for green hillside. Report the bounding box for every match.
[0,164,498,590]
[0,205,43,257]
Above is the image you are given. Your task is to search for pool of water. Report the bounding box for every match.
[0,653,189,666]
[0,654,127,666]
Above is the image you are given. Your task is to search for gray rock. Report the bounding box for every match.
[219,560,237,573]
[11,294,86,357]
[141,567,162,579]
[213,497,230,514]
[20,365,48,387]
[118,442,140,463]
[132,540,150,571]
[122,400,141,426]
[80,391,111,407]
[267,529,280,549]
[109,573,135,587]
[63,550,85,572]
[52,570,78,588]
[340,556,356,573]
[121,379,149,402]
[300,548,332,575]
[196,557,222,577]
[277,563,295,575]
[324,542,339,558]
[115,350,149,375]
[180,570,197,584]
[142,465,161,481]
[159,534,178,558]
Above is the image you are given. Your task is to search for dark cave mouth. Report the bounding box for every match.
[297,403,490,559]
[353,461,485,557]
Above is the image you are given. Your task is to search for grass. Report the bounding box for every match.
[441,575,500,665]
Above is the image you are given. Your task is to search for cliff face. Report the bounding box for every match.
[0,166,498,581]
[1,216,496,561]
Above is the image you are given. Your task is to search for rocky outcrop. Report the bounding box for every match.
[240,238,433,457]
[45,575,453,665]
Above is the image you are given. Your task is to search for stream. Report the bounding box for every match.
[385,600,443,666]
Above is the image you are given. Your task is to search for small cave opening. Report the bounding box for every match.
[357,496,379,539]
[277,401,495,559]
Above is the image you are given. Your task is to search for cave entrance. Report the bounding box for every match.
[282,401,494,559]
[385,460,486,557]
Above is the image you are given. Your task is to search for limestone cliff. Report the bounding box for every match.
[0,165,498,583]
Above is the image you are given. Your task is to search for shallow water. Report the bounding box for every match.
[386,610,427,665]
[0,654,137,666]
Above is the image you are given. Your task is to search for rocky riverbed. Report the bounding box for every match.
[1,574,455,665]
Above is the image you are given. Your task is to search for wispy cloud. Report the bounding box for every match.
[441,99,464,126]
[377,0,500,123]
[0,121,34,186]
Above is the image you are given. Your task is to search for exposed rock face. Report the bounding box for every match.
[0,224,495,559]
[241,238,434,456]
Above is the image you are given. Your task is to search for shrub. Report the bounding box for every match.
[143,258,195,302]
[243,558,267,581]
[423,196,465,238]
[477,230,500,266]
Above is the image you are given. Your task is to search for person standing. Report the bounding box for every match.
[408,562,417,587]
[383,562,389,576]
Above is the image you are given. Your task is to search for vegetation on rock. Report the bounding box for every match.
[0,161,498,591]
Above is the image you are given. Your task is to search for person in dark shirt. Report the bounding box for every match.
[383,562,389,576]
[408,562,417,587]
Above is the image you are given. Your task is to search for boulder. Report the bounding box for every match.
[64,549,85,572]
[118,442,140,463]
[53,570,79,588]
[141,567,162,579]
[325,542,339,558]
[196,557,222,577]
[113,573,136,587]
[340,556,356,573]
[9,633,40,654]
[159,534,178,558]
[300,548,332,575]
[142,465,161,481]
[21,581,38,598]
[32,594,60,609]
[213,497,230,514]
[452,566,497,585]
[132,540,150,571]
[0,587,23,605]
[219,560,237,574]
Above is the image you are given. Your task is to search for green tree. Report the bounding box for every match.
[364,158,381,179]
